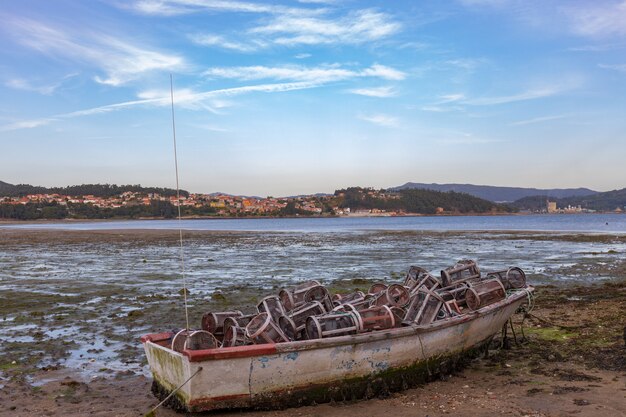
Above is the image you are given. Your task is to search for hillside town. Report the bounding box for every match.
[0,190,401,217]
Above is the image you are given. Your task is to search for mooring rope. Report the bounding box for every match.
[170,74,190,332]
[144,367,203,417]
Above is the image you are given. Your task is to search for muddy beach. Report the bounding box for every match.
[1,229,625,416]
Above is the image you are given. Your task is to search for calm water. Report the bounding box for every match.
[2,213,626,233]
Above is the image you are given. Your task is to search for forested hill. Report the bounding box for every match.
[512,188,626,211]
[392,182,597,202]
[0,181,188,198]
[334,187,514,214]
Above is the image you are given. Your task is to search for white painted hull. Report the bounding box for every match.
[142,289,530,411]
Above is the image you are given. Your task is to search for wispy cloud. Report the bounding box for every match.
[0,81,321,132]
[598,63,626,73]
[189,33,266,52]
[5,76,73,95]
[128,0,298,16]
[437,93,465,103]
[295,53,312,59]
[358,113,399,127]
[4,17,185,86]
[348,86,397,98]
[189,7,401,51]
[421,105,464,113]
[465,87,562,105]
[509,114,568,126]
[203,63,406,83]
[564,1,626,38]
[445,58,487,71]
[250,9,401,46]
[567,43,626,52]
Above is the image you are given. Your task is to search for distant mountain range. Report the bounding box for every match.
[391,182,598,203]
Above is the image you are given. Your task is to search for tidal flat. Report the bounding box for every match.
[0,229,625,416]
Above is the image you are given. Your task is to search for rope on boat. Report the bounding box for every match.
[501,287,536,347]
[170,74,190,332]
[144,367,203,417]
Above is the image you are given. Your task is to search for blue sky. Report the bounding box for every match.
[1,0,625,196]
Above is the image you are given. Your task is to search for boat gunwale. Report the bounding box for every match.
[142,287,532,362]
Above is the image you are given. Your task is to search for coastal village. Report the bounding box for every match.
[1,189,624,218]
[0,190,393,216]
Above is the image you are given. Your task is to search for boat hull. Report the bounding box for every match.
[143,289,530,412]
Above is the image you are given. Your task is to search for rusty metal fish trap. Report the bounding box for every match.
[403,266,437,290]
[465,279,506,311]
[246,312,289,344]
[390,306,405,326]
[222,314,255,339]
[278,301,326,341]
[373,284,410,307]
[222,325,249,347]
[303,285,334,311]
[349,305,397,332]
[278,280,321,311]
[332,290,366,306]
[257,295,287,323]
[305,311,360,339]
[201,310,244,339]
[440,259,481,287]
[486,267,526,290]
[333,296,372,312]
[171,329,219,352]
[368,282,388,295]
[409,273,441,295]
[404,289,445,325]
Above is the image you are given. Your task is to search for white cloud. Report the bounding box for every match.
[0,81,322,132]
[564,1,626,38]
[445,58,486,71]
[358,113,399,127]
[465,87,562,105]
[361,64,406,81]
[458,0,510,6]
[189,33,266,52]
[421,105,464,113]
[437,93,465,103]
[567,43,626,52]
[598,63,626,72]
[509,114,568,126]
[203,64,406,83]
[129,0,290,16]
[295,53,312,59]
[250,9,401,46]
[297,0,338,4]
[5,78,60,95]
[348,86,397,98]
[5,17,185,87]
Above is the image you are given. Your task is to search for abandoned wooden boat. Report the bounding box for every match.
[142,283,533,412]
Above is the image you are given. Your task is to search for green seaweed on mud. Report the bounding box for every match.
[525,326,577,341]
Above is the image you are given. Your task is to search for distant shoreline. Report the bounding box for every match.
[1,210,625,225]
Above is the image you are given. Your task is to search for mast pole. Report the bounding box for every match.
[170,74,190,331]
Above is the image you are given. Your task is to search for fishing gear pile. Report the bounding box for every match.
[170,260,528,352]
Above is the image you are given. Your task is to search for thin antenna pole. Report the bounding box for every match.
[170,74,190,331]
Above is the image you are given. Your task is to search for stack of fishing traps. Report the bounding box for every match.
[171,260,527,352]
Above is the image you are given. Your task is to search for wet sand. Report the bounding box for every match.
[1,229,625,416]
